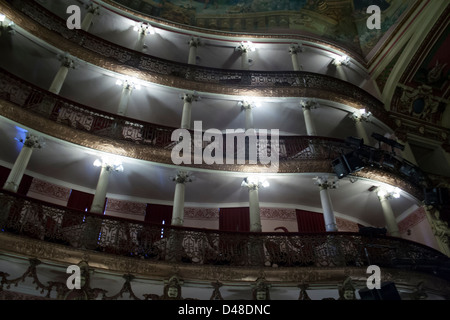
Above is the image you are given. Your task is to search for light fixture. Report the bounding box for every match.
[333,55,350,66]
[241,176,270,189]
[115,77,141,90]
[0,14,5,23]
[351,108,372,122]
[377,186,401,199]
[93,157,124,172]
[236,41,256,53]
[133,21,155,35]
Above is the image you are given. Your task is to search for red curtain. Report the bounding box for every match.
[62,190,95,228]
[145,204,173,225]
[67,190,94,212]
[219,207,250,232]
[296,209,326,233]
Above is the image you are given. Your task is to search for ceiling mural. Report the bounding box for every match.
[114,0,416,58]
[391,21,450,131]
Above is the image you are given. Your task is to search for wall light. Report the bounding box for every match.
[93,157,124,172]
[377,186,401,199]
[333,55,350,66]
[115,78,141,90]
[241,176,270,189]
[236,41,256,53]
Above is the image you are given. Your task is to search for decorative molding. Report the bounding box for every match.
[184,207,219,220]
[336,217,359,232]
[28,178,71,202]
[106,198,146,216]
[260,207,296,220]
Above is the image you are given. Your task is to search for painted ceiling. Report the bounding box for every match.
[113,0,417,58]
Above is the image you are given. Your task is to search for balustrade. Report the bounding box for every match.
[0,190,448,279]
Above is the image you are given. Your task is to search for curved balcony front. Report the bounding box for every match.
[0,67,426,199]
[1,189,449,282]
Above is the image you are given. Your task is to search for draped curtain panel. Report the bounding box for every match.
[62,190,95,228]
[296,209,326,233]
[145,203,173,225]
[66,190,95,212]
[219,207,250,232]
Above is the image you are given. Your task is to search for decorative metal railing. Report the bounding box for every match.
[6,0,384,113]
[0,66,429,193]
[1,190,448,280]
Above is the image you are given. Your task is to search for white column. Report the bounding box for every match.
[242,178,269,232]
[236,42,255,70]
[90,158,123,214]
[3,135,43,193]
[188,37,200,65]
[135,31,146,51]
[301,100,318,136]
[171,171,193,226]
[241,101,254,130]
[90,166,111,214]
[289,44,304,72]
[248,186,262,232]
[377,193,400,237]
[49,57,74,95]
[241,50,249,70]
[81,3,99,32]
[354,118,370,145]
[172,182,185,226]
[180,93,198,129]
[117,83,133,116]
[315,177,338,232]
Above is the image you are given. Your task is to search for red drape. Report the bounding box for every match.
[145,204,173,225]
[62,190,95,228]
[67,190,94,212]
[219,207,250,232]
[296,209,326,233]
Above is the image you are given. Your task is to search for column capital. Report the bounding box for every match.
[241,177,269,190]
[300,99,319,111]
[170,171,194,184]
[93,157,124,172]
[289,43,304,55]
[235,41,256,53]
[350,109,372,123]
[56,53,75,69]
[20,134,44,149]
[85,2,100,15]
[376,186,401,201]
[314,176,338,190]
[188,37,201,48]
[181,93,200,103]
[239,100,256,110]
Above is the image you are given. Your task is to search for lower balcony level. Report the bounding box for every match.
[1,190,449,300]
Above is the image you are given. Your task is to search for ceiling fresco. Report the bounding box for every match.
[113,0,416,58]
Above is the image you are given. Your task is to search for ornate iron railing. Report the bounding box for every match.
[6,0,384,112]
[0,66,349,158]
[0,66,429,192]
[1,190,448,279]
